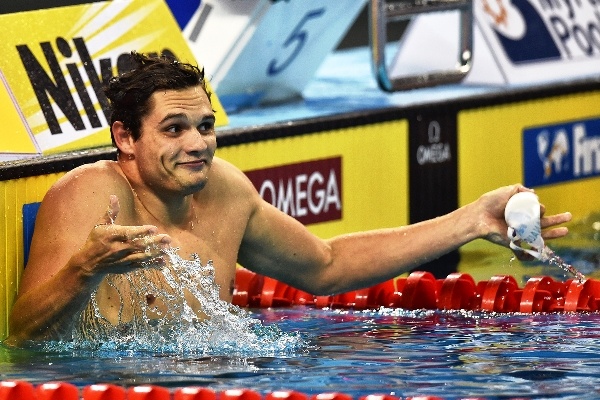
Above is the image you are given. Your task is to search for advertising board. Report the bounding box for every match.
[0,0,228,160]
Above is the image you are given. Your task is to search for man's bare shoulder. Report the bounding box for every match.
[210,157,256,190]
[47,160,129,201]
[206,157,262,205]
[33,160,134,244]
[56,160,123,184]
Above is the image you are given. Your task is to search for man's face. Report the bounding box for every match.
[132,85,216,196]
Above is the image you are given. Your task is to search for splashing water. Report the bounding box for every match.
[508,236,586,284]
[542,245,586,284]
[63,248,305,356]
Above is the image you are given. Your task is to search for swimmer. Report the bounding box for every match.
[4,52,572,345]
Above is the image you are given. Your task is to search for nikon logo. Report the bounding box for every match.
[17,37,176,135]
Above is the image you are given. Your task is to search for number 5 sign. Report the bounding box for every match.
[182,0,366,112]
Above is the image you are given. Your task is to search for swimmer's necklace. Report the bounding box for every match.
[130,187,197,231]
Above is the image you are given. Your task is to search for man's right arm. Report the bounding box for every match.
[5,166,169,346]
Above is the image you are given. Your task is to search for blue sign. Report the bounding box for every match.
[165,0,201,30]
[22,202,41,266]
[523,117,600,187]
[492,0,561,64]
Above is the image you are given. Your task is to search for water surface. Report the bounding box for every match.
[3,307,600,399]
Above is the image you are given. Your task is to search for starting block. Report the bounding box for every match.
[180,0,367,112]
[369,0,473,91]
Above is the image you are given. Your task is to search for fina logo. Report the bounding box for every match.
[536,129,569,179]
[481,0,600,64]
[523,118,600,187]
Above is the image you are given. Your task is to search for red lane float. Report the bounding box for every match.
[128,385,171,400]
[232,268,264,308]
[312,393,353,400]
[438,273,479,311]
[265,390,308,400]
[359,395,400,400]
[0,382,465,400]
[36,382,79,400]
[519,276,566,313]
[232,267,599,314]
[0,381,35,400]
[480,275,520,313]
[221,389,262,400]
[174,387,217,400]
[564,278,600,312]
[398,271,438,310]
[83,384,127,400]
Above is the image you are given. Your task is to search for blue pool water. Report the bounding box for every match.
[3,306,600,399]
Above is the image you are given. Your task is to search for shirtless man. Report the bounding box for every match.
[5,53,572,345]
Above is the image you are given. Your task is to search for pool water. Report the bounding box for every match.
[3,306,600,399]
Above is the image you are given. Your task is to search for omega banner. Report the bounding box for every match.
[409,112,459,278]
[244,157,343,225]
[0,0,228,160]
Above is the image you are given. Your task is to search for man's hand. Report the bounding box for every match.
[474,184,572,253]
[74,195,172,277]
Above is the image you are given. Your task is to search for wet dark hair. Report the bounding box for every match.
[104,51,211,147]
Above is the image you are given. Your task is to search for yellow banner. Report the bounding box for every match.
[0,71,40,158]
[0,0,228,157]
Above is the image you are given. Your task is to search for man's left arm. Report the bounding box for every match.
[237,184,571,296]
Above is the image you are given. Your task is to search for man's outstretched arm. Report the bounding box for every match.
[239,184,572,296]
